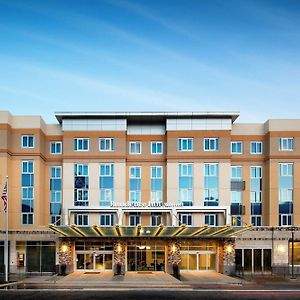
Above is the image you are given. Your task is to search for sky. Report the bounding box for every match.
[0,0,299,124]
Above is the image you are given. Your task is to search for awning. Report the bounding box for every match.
[49,224,252,238]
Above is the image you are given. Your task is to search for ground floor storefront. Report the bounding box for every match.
[1,227,300,278]
[69,239,221,274]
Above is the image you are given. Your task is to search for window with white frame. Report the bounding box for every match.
[280,163,293,176]
[179,213,192,226]
[129,141,142,154]
[232,215,242,226]
[204,214,218,226]
[150,166,163,203]
[129,213,141,226]
[99,164,114,206]
[250,166,262,204]
[279,138,294,151]
[280,214,292,226]
[251,215,262,226]
[231,166,242,179]
[204,138,219,151]
[204,163,218,177]
[21,160,34,225]
[178,163,193,206]
[74,138,89,151]
[74,214,89,226]
[280,189,293,202]
[50,166,62,225]
[204,163,219,205]
[129,166,141,202]
[231,191,242,203]
[100,214,114,226]
[178,138,193,151]
[250,191,262,203]
[50,141,62,154]
[151,213,162,226]
[231,141,243,154]
[74,164,89,206]
[151,141,163,154]
[99,138,115,151]
[250,142,263,154]
[21,135,35,148]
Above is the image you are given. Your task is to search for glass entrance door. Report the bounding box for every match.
[76,251,113,271]
[180,251,216,271]
[94,253,104,270]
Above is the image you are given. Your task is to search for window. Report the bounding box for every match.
[279,163,293,226]
[279,163,293,176]
[250,166,262,224]
[129,141,142,154]
[50,166,62,225]
[178,138,193,151]
[251,142,263,154]
[231,191,242,203]
[179,214,192,226]
[251,191,262,203]
[204,138,219,151]
[151,141,163,154]
[99,138,115,151]
[22,161,34,173]
[100,214,114,226]
[204,163,219,206]
[204,214,218,226]
[251,215,262,226]
[74,214,89,226]
[280,189,293,202]
[100,164,114,206]
[279,138,294,151]
[178,163,193,206]
[204,163,218,177]
[22,213,34,225]
[129,213,141,226]
[129,166,141,203]
[151,213,162,226]
[231,142,243,154]
[21,135,35,148]
[232,216,242,226]
[251,166,262,178]
[74,164,89,206]
[231,166,242,179]
[50,141,62,154]
[280,214,292,226]
[74,138,89,151]
[150,166,163,203]
[21,160,34,225]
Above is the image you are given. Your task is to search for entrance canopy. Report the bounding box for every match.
[49,224,252,238]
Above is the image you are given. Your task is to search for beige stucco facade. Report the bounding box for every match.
[1,111,300,276]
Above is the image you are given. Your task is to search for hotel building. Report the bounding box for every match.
[1,110,300,276]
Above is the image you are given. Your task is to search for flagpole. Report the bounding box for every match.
[4,176,8,282]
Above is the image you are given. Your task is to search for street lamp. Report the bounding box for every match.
[291,227,296,280]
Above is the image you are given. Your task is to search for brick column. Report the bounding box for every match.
[167,239,181,274]
[222,238,235,275]
[113,241,126,274]
[58,239,74,274]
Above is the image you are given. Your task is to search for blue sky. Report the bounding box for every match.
[0,0,299,123]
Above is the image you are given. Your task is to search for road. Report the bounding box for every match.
[1,288,300,300]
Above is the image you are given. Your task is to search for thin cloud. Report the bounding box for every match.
[105,0,198,40]
[0,55,203,110]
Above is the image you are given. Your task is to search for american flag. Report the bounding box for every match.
[1,181,7,213]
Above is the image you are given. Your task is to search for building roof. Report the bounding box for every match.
[55,111,240,124]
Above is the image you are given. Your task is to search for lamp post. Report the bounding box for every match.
[291,227,296,279]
